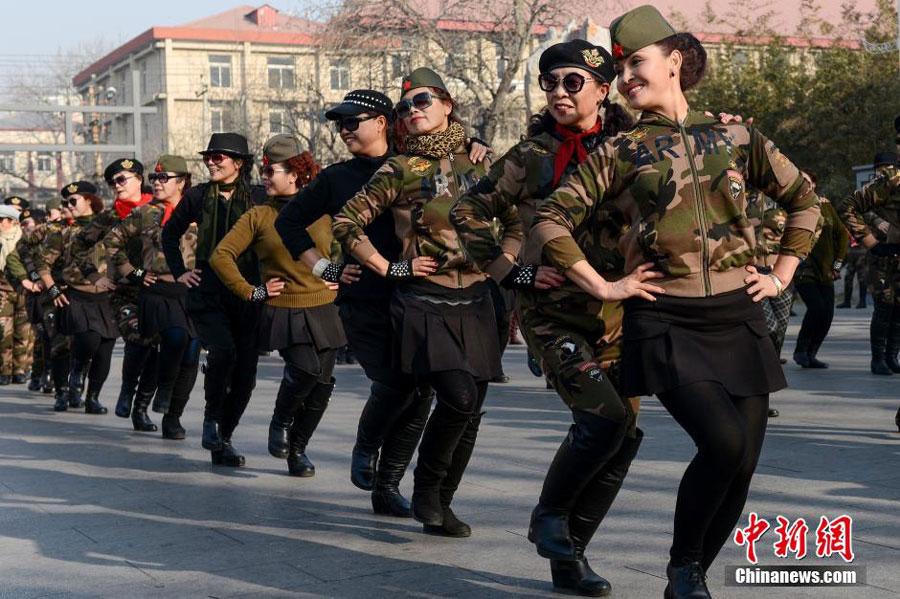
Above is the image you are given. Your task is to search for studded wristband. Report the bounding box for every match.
[500,264,538,290]
[48,284,63,299]
[249,284,269,302]
[126,268,146,284]
[321,262,345,284]
[385,260,415,281]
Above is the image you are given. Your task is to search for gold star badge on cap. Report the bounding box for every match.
[67,184,78,193]
[121,159,134,169]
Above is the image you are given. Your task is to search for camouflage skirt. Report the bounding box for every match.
[516,286,639,427]
[621,286,786,397]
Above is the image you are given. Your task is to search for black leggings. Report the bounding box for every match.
[157,327,201,385]
[72,331,116,391]
[657,381,769,569]
[427,369,488,415]
[795,283,835,354]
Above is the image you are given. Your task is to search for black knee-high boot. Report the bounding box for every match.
[287,378,333,476]
[549,429,644,597]
[66,358,88,408]
[885,309,900,374]
[411,400,473,526]
[351,382,416,490]
[162,362,199,440]
[871,302,894,375]
[83,377,108,415]
[372,388,431,517]
[51,354,70,412]
[269,373,317,458]
[116,343,152,417]
[528,411,629,561]
[422,410,484,537]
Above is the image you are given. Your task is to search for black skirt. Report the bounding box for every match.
[59,288,117,339]
[138,280,196,339]
[339,299,394,383]
[26,292,43,325]
[390,280,502,382]
[256,302,346,352]
[621,286,786,397]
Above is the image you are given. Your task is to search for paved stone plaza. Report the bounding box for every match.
[0,308,897,599]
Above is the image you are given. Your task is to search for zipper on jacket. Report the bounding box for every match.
[679,121,712,296]
[447,152,464,289]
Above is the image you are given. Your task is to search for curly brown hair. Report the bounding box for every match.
[285,151,322,187]
[81,193,105,214]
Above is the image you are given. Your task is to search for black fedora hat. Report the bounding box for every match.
[199,132,252,159]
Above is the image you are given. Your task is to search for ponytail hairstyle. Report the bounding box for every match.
[285,151,322,188]
[656,33,707,91]
[390,87,463,154]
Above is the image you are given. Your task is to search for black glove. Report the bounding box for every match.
[249,284,269,302]
[869,243,900,258]
[48,284,63,299]
[126,268,146,284]
[500,264,539,290]
[385,260,415,281]
[320,262,346,284]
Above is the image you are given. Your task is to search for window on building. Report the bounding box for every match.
[36,154,52,171]
[268,57,295,90]
[209,55,232,88]
[210,102,235,134]
[269,108,288,134]
[330,60,350,90]
[0,152,14,171]
[391,55,409,79]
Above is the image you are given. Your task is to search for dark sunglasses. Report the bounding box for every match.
[65,197,81,207]
[148,173,182,184]
[260,165,289,178]
[333,115,377,133]
[538,72,596,93]
[110,174,136,187]
[394,91,444,120]
[202,153,230,165]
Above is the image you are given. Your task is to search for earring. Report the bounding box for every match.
[669,70,675,77]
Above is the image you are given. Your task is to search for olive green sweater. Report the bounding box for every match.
[210,195,336,308]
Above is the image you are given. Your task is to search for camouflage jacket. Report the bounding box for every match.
[71,209,143,286]
[452,131,625,282]
[530,110,821,297]
[17,221,64,281]
[35,215,108,291]
[332,142,519,289]
[796,198,849,284]
[105,200,196,279]
[746,188,787,267]
[837,165,900,244]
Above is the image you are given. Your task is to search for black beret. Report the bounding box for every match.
[4,196,29,209]
[325,89,393,120]
[61,181,98,199]
[104,158,144,183]
[874,152,898,168]
[539,39,616,84]
[23,208,45,221]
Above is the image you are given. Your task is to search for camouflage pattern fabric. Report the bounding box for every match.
[869,255,900,306]
[746,187,787,268]
[796,200,849,286]
[105,200,197,277]
[836,165,900,244]
[332,142,514,289]
[9,290,34,375]
[35,216,106,289]
[529,110,821,298]
[843,246,868,289]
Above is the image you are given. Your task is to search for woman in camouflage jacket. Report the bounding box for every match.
[529,7,821,598]
[452,39,643,597]
[333,67,520,537]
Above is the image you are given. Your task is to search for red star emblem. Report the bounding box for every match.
[263,156,270,166]
[402,80,411,91]
[155,162,162,172]
[613,44,625,60]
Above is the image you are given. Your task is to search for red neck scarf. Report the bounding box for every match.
[553,120,603,186]
[114,192,153,219]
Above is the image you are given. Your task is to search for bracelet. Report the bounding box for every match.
[768,273,784,295]
[126,268,146,283]
[311,258,330,278]
[48,284,63,299]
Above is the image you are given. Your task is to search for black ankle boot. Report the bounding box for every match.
[550,559,612,597]
[806,341,829,369]
[871,302,894,375]
[201,418,222,450]
[412,400,473,527]
[131,388,158,431]
[423,506,471,538]
[211,437,245,467]
[529,411,628,561]
[66,362,86,408]
[40,369,53,394]
[371,387,430,516]
[53,386,69,412]
[84,389,108,415]
[885,314,900,374]
[161,414,186,439]
[665,560,711,599]
[269,419,291,458]
[285,378,333,476]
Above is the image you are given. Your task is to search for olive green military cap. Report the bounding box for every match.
[154,154,189,174]
[46,197,62,211]
[262,134,302,165]
[401,67,448,95]
[610,5,676,59]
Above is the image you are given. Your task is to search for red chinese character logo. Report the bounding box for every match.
[773,516,809,559]
[733,512,771,564]
[815,515,855,562]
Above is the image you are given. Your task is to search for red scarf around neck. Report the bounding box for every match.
[553,120,603,187]
[114,192,153,219]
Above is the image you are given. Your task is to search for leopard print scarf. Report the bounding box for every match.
[405,121,465,159]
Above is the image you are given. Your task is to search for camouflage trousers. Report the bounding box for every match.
[868,255,900,306]
[517,286,640,436]
[111,284,150,345]
[0,289,35,376]
[843,249,867,287]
